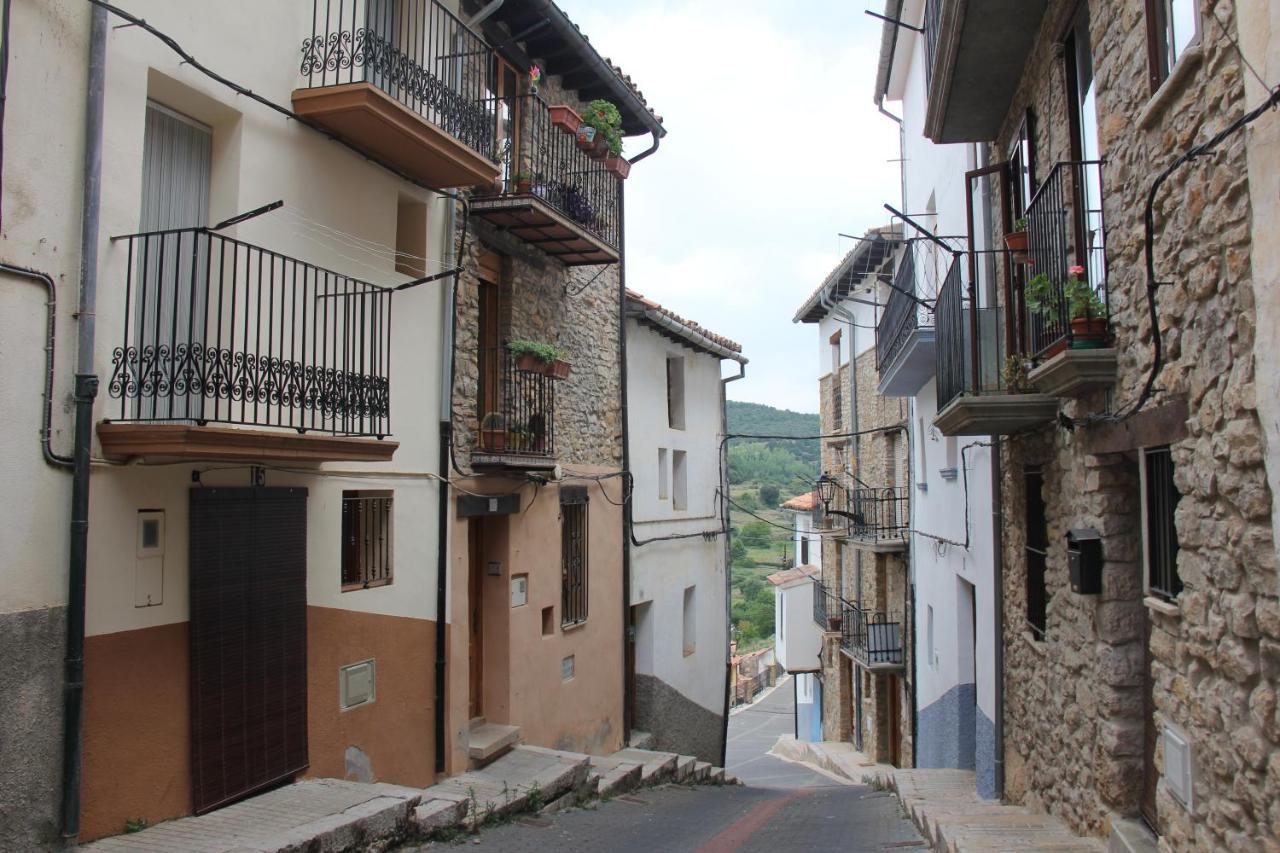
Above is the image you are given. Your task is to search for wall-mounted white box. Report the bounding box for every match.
[340,659,376,710]
[1163,724,1193,809]
[135,510,164,607]
[511,575,528,607]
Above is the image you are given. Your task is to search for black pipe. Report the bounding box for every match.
[434,420,450,774]
[0,0,11,231]
[0,263,74,468]
[618,179,633,742]
[991,440,1004,798]
[62,4,107,839]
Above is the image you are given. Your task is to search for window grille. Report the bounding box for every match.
[561,488,588,626]
[1024,467,1047,637]
[342,491,393,589]
[1144,446,1182,600]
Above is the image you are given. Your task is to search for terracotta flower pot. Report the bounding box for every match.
[547,359,572,380]
[1004,230,1029,253]
[604,154,631,179]
[515,353,545,373]
[480,428,507,453]
[589,136,609,160]
[549,105,582,135]
[1069,316,1109,349]
[576,125,596,152]
[515,178,533,194]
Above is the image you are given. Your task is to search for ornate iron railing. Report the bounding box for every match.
[482,94,621,249]
[935,252,1005,411]
[846,487,909,542]
[876,238,960,372]
[475,347,558,459]
[299,0,496,159]
[841,605,904,668]
[1024,160,1108,357]
[108,228,392,437]
[812,578,831,628]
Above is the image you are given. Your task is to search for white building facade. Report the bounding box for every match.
[624,290,746,764]
[768,565,822,741]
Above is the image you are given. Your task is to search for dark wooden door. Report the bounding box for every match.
[469,520,484,720]
[887,674,902,768]
[189,487,308,814]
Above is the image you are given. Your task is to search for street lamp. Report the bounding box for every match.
[815,474,864,525]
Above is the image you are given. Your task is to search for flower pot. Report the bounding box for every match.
[515,353,545,373]
[1042,338,1068,360]
[515,178,533,194]
[1069,316,1109,349]
[589,136,609,160]
[604,154,630,179]
[1004,230,1029,253]
[480,428,507,453]
[827,615,842,632]
[549,105,582,135]
[547,359,572,380]
[576,125,597,151]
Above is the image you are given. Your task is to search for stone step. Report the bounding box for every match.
[692,761,712,783]
[588,758,643,796]
[706,766,726,785]
[674,755,697,781]
[468,722,521,765]
[722,772,741,786]
[627,729,654,750]
[411,795,470,833]
[608,748,679,785]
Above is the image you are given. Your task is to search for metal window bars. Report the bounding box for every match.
[845,487,910,542]
[475,347,557,458]
[841,604,904,668]
[341,491,393,588]
[561,501,588,626]
[299,0,496,159]
[482,93,621,250]
[1023,160,1109,358]
[107,228,392,437]
[935,250,1006,411]
[1144,446,1182,601]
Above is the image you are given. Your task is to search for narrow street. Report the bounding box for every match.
[412,678,925,852]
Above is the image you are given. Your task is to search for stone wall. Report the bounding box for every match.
[993,0,1277,847]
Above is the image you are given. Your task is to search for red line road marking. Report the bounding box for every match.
[696,789,812,853]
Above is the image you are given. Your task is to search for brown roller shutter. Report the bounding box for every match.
[189,487,309,814]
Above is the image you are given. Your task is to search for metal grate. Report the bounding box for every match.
[846,487,910,542]
[342,491,393,589]
[841,603,904,668]
[475,347,557,458]
[1145,446,1182,600]
[561,495,588,627]
[1024,467,1047,637]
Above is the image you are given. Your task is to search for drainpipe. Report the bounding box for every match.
[433,205,453,774]
[719,358,746,767]
[618,181,634,744]
[0,263,73,468]
[62,3,107,839]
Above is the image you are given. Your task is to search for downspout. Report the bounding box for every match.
[62,3,107,839]
[433,196,455,774]
[719,358,746,768]
[618,181,633,743]
[0,263,74,468]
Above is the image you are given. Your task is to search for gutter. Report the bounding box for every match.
[719,358,746,768]
[62,3,107,839]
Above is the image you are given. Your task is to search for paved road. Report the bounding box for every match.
[412,677,925,852]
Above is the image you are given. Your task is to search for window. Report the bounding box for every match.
[885,431,899,487]
[927,605,935,669]
[1146,0,1200,91]
[666,356,686,430]
[800,536,810,565]
[1143,446,1182,601]
[342,491,393,589]
[561,488,588,627]
[1024,468,1047,637]
[394,196,428,278]
[672,450,688,511]
[682,586,696,656]
[916,418,928,488]
[657,448,669,500]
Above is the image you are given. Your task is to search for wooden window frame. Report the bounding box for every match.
[341,490,394,591]
[1144,0,1202,93]
[560,488,589,627]
[1141,446,1183,602]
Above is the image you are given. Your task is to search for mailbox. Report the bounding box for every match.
[1067,528,1103,594]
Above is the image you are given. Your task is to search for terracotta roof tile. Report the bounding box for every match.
[781,491,820,512]
[626,288,743,354]
[766,564,820,587]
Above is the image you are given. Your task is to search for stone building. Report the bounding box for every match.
[793,227,916,768]
[444,1,667,772]
[912,0,1280,848]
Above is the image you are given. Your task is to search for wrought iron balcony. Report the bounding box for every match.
[471,347,558,469]
[876,238,961,396]
[101,227,395,462]
[471,94,621,265]
[845,487,909,551]
[294,0,500,189]
[841,605,904,671]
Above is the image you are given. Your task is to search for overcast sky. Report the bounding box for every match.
[555,0,902,414]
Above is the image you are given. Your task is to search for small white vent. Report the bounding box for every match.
[340,659,376,710]
[1163,724,1192,809]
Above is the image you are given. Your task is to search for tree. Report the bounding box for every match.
[759,484,780,507]
[730,538,747,564]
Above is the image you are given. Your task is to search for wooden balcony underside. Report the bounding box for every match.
[291,82,499,190]
[97,423,398,463]
[469,194,620,266]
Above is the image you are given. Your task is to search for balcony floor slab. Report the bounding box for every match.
[469,194,619,266]
[933,394,1059,437]
[97,422,398,463]
[1028,348,1117,397]
[877,327,936,397]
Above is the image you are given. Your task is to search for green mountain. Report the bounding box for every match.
[725,400,820,468]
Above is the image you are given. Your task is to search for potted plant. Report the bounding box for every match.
[548,105,582,135]
[581,99,622,162]
[1005,216,1029,257]
[528,64,541,96]
[507,340,564,374]
[514,171,533,194]
[479,412,507,452]
[604,153,630,179]
[1002,354,1034,393]
[1064,267,1108,348]
[576,124,597,151]
[547,358,572,380]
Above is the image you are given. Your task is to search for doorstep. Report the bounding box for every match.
[769,735,891,784]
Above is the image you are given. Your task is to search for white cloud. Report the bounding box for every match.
[556,0,902,412]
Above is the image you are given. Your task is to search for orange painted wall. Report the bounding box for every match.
[304,606,436,788]
[81,622,190,842]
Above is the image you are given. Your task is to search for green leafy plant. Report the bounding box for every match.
[1064,275,1105,319]
[1024,272,1055,317]
[1013,216,1028,231]
[124,817,149,834]
[582,99,623,156]
[481,411,506,430]
[507,340,565,364]
[1002,354,1033,393]
[1025,268,1106,320]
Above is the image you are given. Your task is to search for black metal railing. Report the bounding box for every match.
[846,487,909,542]
[475,347,557,458]
[813,579,831,628]
[935,252,1006,411]
[876,238,961,372]
[299,0,496,159]
[1144,446,1182,601]
[1024,160,1108,357]
[482,94,621,249]
[841,605,904,668]
[108,228,392,436]
[923,0,941,90]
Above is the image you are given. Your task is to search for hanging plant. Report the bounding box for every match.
[528,64,542,94]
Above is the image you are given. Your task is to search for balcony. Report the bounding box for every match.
[875,239,962,396]
[933,250,1057,436]
[845,488,909,552]
[812,579,847,633]
[921,0,1048,143]
[1022,160,1116,397]
[470,347,558,470]
[470,95,621,266]
[840,605,904,672]
[100,228,396,462]
[292,0,500,190]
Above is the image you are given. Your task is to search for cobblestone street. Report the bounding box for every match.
[403,679,925,852]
